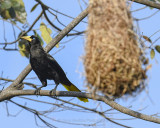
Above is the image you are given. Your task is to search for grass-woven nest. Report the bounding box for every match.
[84,0,148,98]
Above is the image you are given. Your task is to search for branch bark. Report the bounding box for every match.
[0,89,160,124]
[132,0,160,10]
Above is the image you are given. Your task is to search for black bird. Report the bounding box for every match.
[21,35,88,102]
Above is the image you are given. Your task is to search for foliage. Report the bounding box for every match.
[0,0,27,23]
[39,22,59,48]
[30,3,39,12]
[40,22,52,44]
[150,49,155,59]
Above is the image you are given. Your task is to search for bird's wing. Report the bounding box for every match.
[47,54,89,102]
[46,54,72,85]
[47,54,66,75]
[30,56,57,80]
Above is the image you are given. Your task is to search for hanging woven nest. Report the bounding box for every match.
[84,0,148,98]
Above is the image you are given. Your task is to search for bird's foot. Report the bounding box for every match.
[49,88,56,96]
[34,88,41,95]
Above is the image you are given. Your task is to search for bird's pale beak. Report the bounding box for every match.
[21,36,32,42]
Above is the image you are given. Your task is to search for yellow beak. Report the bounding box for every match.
[21,36,32,42]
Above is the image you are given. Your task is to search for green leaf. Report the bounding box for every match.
[155,45,160,53]
[0,0,27,23]
[30,3,39,12]
[13,0,27,23]
[143,35,152,43]
[18,40,30,58]
[18,32,30,58]
[40,22,52,44]
[1,9,11,19]
[1,0,12,9]
[150,49,155,59]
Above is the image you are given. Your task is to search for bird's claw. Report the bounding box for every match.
[49,88,56,96]
[34,88,41,95]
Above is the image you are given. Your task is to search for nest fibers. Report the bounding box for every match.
[84,0,148,98]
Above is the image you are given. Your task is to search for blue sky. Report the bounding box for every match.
[1,0,160,128]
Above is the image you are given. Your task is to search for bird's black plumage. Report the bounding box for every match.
[29,35,71,88]
[21,35,88,102]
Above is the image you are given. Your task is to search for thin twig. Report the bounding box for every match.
[0,11,43,45]
[132,0,160,9]
[1,90,160,124]
[51,97,131,128]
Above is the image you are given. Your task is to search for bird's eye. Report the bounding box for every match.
[31,35,35,39]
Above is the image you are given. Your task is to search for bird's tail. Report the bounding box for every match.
[62,84,88,102]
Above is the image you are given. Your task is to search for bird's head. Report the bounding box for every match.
[20,35,40,45]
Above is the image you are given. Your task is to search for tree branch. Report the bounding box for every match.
[0,77,37,88]
[52,97,131,128]
[0,89,160,124]
[131,0,160,9]
[41,3,85,36]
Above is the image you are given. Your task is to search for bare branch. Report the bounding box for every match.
[52,97,131,128]
[35,0,87,23]
[131,0,160,9]
[0,77,37,88]
[0,89,160,124]
[9,100,57,128]
[0,11,43,45]
[41,4,85,36]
